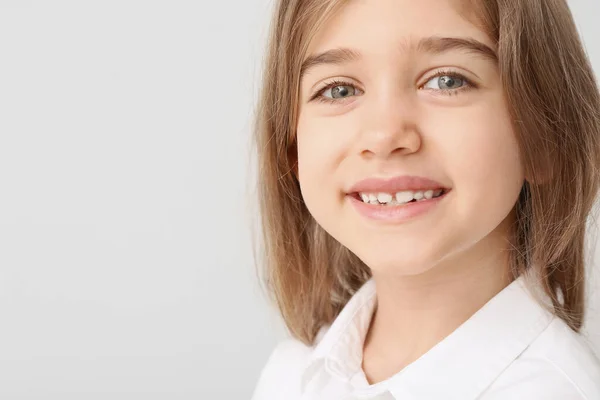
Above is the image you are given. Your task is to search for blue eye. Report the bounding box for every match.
[312,80,362,104]
[323,84,357,99]
[422,72,472,93]
[424,75,466,90]
[311,71,474,104]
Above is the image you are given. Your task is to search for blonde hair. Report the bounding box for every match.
[251,0,600,345]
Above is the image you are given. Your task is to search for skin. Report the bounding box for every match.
[295,0,526,384]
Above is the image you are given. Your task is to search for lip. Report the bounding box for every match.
[347,189,450,223]
[347,175,448,194]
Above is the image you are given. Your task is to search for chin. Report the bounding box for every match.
[371,261,435,277]
[354,251,435,277]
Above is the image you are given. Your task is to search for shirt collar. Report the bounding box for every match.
[300,270,556,399]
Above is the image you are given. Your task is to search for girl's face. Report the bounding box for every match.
[296,0,525,276]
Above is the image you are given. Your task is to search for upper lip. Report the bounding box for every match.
[347,175,449,194]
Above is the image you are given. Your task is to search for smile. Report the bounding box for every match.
[354,189,447,206]
[346,189,451,223]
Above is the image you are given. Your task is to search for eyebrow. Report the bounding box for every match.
[299,36,497,80]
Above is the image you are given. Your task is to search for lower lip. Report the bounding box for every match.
[347,191,450,223]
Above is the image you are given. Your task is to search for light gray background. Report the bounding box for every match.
[0,1,598,399]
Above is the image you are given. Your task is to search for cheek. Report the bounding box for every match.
[464,105,522,186]
[295,114,338,218]
[434,100,524,223]
[296,113,349,188]
[295,109,361,240]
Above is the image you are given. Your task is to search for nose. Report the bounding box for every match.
[357,93,422,159]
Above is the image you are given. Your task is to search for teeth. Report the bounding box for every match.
[395,191,414,204]
[358,189,445,205]
[376,192,393,204]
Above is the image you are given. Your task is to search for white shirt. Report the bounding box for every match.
[252,275,600,399]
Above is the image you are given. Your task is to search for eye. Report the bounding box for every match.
[422,72,470,91]
[428,75,463,90]
[311,80,362,104]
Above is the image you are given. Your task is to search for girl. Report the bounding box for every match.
[251,0,600,398]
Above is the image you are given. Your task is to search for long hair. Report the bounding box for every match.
[250,0,600,345]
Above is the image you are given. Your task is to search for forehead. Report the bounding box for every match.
[305,0,491,57]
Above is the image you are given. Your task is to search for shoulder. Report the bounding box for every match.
[251,327,329,400]
[483,317,600,399]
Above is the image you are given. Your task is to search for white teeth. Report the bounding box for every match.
[377,192,393,204]
[358,189,445,205]
[395,191,414,204]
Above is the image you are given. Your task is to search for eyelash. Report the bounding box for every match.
[310,70,476,104]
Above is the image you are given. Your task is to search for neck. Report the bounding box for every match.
[361,229,515,384]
